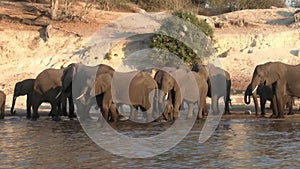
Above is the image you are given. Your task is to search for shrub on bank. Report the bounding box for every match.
[149,10,214,66]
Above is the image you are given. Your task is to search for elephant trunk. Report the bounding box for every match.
[156,89,168,116]
[10,96,16,115]
[244,93,251,105]
[244,85,251,105]
[61,64,75,93]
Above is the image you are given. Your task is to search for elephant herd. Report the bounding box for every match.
[0,61,298,122]
[246,61,300,118]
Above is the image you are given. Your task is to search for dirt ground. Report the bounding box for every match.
[1,1,300,118]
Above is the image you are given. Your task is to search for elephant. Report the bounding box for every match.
[10,79,35,117]
[250,61,300,118]
[154,67,208,120]
[99,71,158,122]
[244,83,294,116]
[60,63,118,122]
[0,90,5,119]
[192,63,232,115]
[32,68,75,120]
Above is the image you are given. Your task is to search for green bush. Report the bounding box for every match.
[149,10,214,66]
[172,10,213,39]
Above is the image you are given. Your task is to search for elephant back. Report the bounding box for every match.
[97,64,115,76]
[34,68,64,94]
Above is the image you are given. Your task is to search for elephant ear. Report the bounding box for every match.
[265,71,280,86]
[61,63,76,91]
[90,73,112,97]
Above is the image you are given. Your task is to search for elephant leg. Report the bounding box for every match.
[211,95,219,115]
[180,102,185,110]
[145,109,153,123]
[129,105,137,121]
[260,98,267,116]
[223,98,231,115]
[50,100,61,121]
[61,96,67,116]
[167,103,174,121]
[160,101,173,122]
[48,109,52,117]
[76,103,91,120]
[109,103,118,122]
[275,89,285,118]
[276,98,285,118]
[58,101,62,116]
[172,108,180,120]
[32,99,41,120]
[117,103,125,114]
[197,106,203,119]
[288,105,294,115]
[172,91,182,119]
[269,102,273,109]
[202,104,208,117]
[270,96,278,118]
[26,96,32,118]
[68,97,76,118]
[252,93,259,116]
[187,102,194,119]
[225,80,231,114]
[101,92,113,123]
[101,105,109,122]
[167,102,174,121]
[144,101,154,123]
[223,93,231,115]
[198,93,207,119]
[287,98,294,115]
[48,101,58,117]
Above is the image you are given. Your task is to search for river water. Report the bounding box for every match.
[0,116,299,168]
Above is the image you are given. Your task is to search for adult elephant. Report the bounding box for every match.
[10,79,35,118]
[61,63,117,122]
[192,63,231,115]
[154,67,208,120]
[250,61,300,118]
[32,68,75,120]
[100,71,158,122]
[0,90,5,119]
[244,83,294,116]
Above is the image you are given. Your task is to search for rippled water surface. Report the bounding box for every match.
[0,116,299,168]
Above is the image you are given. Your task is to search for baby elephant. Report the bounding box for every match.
[11,79,35,118]
[0,90,6,119]
[244,84,294,116]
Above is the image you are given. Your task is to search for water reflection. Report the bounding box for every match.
[0,117,299,168]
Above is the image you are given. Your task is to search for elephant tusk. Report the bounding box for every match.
[76,87,88,100]
[252,85,258,94]
[164,92,169,100]
[76,93,85,100]
[55,91,62,99]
